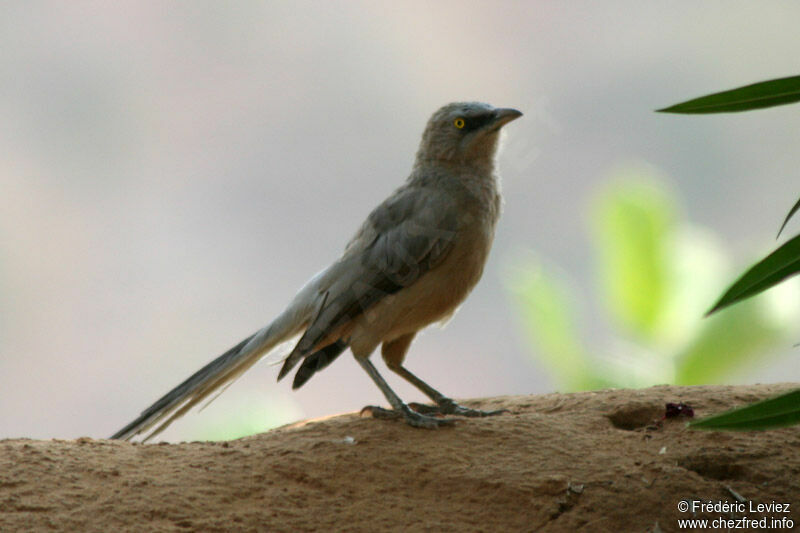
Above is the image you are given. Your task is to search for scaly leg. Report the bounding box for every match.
[381,334,507,418]
[391,363,508,417]
[356,356,453,429]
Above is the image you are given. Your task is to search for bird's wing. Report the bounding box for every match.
[277,184,459,379]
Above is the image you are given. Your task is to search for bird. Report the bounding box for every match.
[111,102,522,442]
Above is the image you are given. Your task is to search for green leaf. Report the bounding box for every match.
[708,233,800,315]
[675,298,780,385]
[506,257,607,391]
[690,388,800,431]
[777,196,800,238]
[657,75,800,114]
[591,176,674,340]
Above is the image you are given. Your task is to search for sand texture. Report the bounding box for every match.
[2,384,799,532]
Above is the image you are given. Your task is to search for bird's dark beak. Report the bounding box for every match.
[492,108,523,128]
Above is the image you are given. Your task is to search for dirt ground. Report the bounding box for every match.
[2,383,799,532]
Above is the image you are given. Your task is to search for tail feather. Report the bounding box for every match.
[111,307,309,442]
[277,291,330,381]
[291,339,349,390]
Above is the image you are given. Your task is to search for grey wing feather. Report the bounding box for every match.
[278,185,459,379]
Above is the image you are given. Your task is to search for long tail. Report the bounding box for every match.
[110,304,311,442]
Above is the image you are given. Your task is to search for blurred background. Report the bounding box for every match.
[2,2,799,442]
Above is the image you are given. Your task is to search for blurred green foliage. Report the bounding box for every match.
[593,177,672,341]
[185,390,302,442]
[507,166,797,391]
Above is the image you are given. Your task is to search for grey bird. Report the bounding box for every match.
[111,102,522,441]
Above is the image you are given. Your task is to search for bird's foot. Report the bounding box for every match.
[409,398,509,418]
[360,404,455,429]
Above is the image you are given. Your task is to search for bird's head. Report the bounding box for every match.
[415,102,522,169]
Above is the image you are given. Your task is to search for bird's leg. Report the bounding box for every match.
[355,356,453,429]
[380,333,506,418]
[388,363,508,418]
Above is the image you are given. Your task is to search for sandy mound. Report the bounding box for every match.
[2,384,799,532]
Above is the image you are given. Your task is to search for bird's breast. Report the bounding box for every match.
[368,212,498,343]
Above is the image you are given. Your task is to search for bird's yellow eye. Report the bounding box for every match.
[454,118,465,129]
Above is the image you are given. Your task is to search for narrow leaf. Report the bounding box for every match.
[707,233,800,315]
[777,196,800,238]
[690,389,800,431]
[657,75,800,114]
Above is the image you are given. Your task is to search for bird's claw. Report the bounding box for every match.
[409,398,509,418]
[360,404,455,429]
